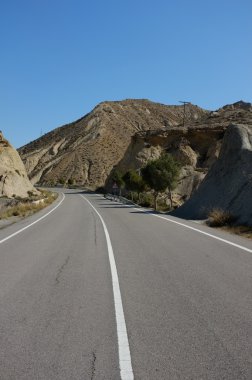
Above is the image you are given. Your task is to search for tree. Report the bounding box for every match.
[123,169,146,200]
[111,169,125,196]
[141,154,180,210]
[58,177,65,185]
[68,178,74,185]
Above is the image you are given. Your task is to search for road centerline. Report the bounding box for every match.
[80,194,134,380]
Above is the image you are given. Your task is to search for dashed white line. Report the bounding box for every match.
[80,195,134,380]
[0,193,65,245]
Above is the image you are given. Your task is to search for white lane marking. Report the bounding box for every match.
[91,194,252,253]
[132,206,252,254]
[96,196,252,254]
[80,195,134,380]
[0,193,65,245]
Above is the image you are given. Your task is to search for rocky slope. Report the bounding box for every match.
[173,123,252,225]
[108,101,252,204]
[0,132,38,198]
[18,99,208,188]
[19,99,252,208]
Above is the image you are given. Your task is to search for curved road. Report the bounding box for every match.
[0,189,252,379]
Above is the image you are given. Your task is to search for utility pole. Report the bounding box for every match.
[179,101,190,127]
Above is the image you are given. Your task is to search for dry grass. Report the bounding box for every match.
[207,208,235,227]
[0,190,58,220]
[221,225,252,239]
[207,208,252,240]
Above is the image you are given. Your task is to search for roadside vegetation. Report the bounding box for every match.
[207,208,235,227]
[109,153,181,211]
[0,189,58,220]
[141,153,180,210]
[207,208,252,239]
[108,159,252,239]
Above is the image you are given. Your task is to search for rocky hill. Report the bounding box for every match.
[0,132,38,198]
[19,99,252,208]
[18,99,208,188]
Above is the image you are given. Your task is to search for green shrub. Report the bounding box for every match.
[68,178,74,185]
[96,186,106,194]
[139,193,153,207]
[58,178,65,185]
[157,198,170,212]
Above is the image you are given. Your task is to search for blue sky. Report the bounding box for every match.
[1,0,251,148]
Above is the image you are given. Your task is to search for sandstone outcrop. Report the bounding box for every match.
[0,132,37,198]
[112,125,226,203]
[173,124,252,225]
[111,101,252,204]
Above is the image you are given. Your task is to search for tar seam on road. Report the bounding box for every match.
[80,195,134,380]
[132,207,252,254]
[0,193,65,245]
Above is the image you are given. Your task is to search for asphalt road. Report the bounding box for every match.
[1,189,252,379]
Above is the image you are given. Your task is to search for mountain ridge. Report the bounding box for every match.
[18,99,252,206]
[18,99,208,188]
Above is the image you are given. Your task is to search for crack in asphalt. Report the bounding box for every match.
[93,215,97,246]
[55,256,70,285]
[90,352,96,380]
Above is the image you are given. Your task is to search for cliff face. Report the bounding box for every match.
[173,124,252,225]
[0,132,38,198]
[18,99,208,188]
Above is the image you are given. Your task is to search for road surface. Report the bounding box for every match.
[0,189,252,379]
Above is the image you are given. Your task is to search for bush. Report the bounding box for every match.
[139,193,153,208]
[96,186,106,194]
[68,178,74,185]
[157,198,170,212]
[58,178,65,185]
[207,208,236,227]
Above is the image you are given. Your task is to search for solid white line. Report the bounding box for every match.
[133,207,252,254]
[80,195,134,380]
[94,196,252,253]
[0,193,65,245]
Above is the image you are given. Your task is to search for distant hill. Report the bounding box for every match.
[18,99,208,188]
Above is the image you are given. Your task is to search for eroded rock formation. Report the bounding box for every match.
[0,132,37,198]
[173,124,252,225]
[111,101,252,204]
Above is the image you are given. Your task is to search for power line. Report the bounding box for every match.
[179,101,190,127]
